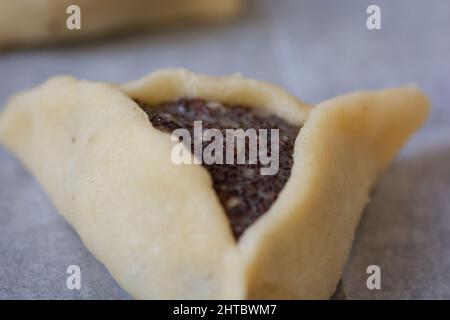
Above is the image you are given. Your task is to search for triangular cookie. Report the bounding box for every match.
[0,69,429,299]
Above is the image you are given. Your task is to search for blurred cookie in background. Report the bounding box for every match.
[0,0,241,49]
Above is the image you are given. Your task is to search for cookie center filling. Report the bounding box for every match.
[136,98,301,239]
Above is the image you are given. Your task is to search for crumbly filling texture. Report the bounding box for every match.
[137,98,301,239]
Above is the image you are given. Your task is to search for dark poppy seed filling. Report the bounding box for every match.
[136,98,301,239]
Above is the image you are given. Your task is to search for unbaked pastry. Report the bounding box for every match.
[0,0,240,48]
[0,69,429,299]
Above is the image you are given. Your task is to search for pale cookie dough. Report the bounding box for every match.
[0,69,429,299]
[0,0,241,48]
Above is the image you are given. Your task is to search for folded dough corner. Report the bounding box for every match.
[0,69,429,299]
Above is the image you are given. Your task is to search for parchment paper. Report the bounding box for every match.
[1,0,449,299]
